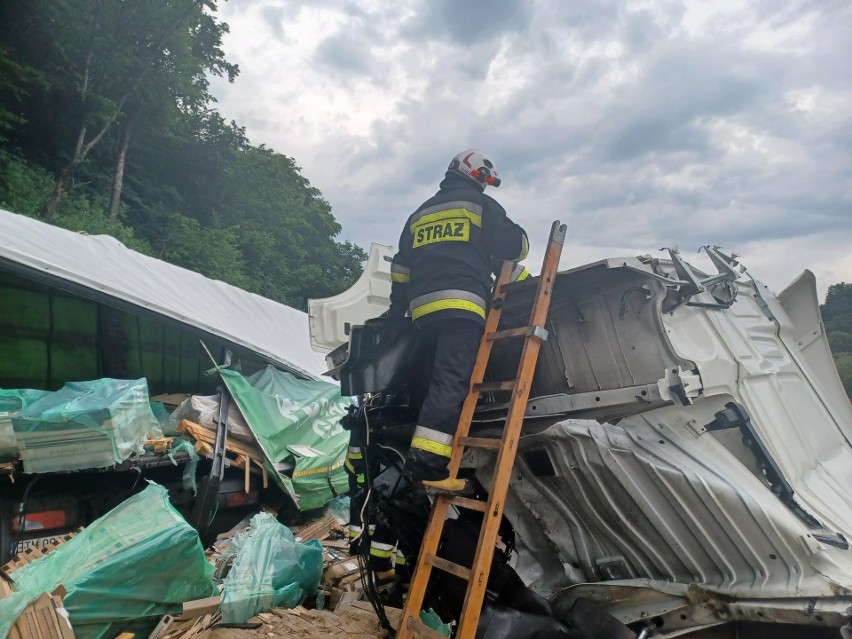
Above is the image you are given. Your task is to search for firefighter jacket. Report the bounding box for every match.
[388,172,529,325]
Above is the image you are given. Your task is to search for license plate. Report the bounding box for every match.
[14,533,68,556]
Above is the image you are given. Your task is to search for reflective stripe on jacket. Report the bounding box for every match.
[510,262,530,282]
[409,289,487,321]
[388,171,528,325]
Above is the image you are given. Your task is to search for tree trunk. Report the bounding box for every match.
[44,88,130,218]
[43,47,94,219]
[108,116,133,220]
[44,1,200,218]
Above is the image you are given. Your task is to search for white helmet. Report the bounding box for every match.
[448,148,501,188]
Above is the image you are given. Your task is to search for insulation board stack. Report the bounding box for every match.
[12,379,161,473]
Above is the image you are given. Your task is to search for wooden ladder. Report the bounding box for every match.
[397,220,567,639]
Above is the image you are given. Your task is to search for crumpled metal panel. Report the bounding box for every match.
[503,406,852,599]
[491,255,852,606]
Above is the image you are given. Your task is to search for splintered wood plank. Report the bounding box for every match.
[292,515,340,542]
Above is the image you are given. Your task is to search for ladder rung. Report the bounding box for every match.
[443,495,488,512]
[487,327,528,341]
[474,380,516,393]
[459,436,502,450]
[426,553,472,581]
[487,325,549,341]
[405,616,453,639]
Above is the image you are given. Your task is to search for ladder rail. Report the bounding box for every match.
[400,497,451,631]
[456,222,565,637]
[446,259,515,478]
[398,221,566,639]
[398,263,513,636]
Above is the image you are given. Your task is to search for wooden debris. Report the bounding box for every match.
[321,539,351,550]
[149,612,222,639]
[334,590,364,610]
[323,558,361,583]
[149,393,191,411]
[178,420,263,459]
[145,438,175,454]
[5,591,76,639]
[1,528,82,579]
[178,420,266,493]
[1,546,44,577]
[193,440,214,456]
[292,515,342,543]
[205,602,397,638]
[179,596,222,620]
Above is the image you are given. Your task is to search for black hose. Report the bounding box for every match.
[15,474,43,555]
[357,401,395,636]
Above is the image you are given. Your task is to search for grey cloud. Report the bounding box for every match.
[619,9,667,54]
[212,0,852,292]
[599,116,711,163]
[532,1,624,37]
[315,29,376,76]
[401,0,532,44]
[258,5,303,41]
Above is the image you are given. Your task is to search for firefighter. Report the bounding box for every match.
[388,148,528,493]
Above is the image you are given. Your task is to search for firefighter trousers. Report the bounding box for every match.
[415,317,484,438]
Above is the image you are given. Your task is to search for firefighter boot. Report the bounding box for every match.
[404,447,450,481]
[422,477,472,496]
[404,448,471,495]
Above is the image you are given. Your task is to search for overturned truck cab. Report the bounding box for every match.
[310,244,852,638]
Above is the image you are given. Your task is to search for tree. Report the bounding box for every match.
[0,0,237,217]
[0,0,366,310]
[834,354,852,397]
[214,145,368,308]
[0,46,46,144]
[823,282,852,318]
[829,331,852,354]
[821,282,852,398]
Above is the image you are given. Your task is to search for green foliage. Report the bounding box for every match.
[0,46,46,143]
[213,145,368,307]
[822,282,852,397]
[53,196,153,254]
[0,149,151,252]
[0,0,364,310]
[823,283,852,319]
[834,354,852,397]
[830,331,852,354]
[0,150,54,215]
[156,214,252,291]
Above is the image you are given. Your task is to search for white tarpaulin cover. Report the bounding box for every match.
[0,208,329,379]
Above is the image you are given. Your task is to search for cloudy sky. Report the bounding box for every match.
[209,0,852,301]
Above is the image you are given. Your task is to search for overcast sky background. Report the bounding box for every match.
[209,0,852,301]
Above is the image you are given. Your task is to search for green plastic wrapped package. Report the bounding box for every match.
[221,512,324,622]
[168,438,199,494]
[150,400,177,436]
[12,378,163,472]
[324,495,350,524]
[0,388,51,460]
[220,366,350,510]
[420,609,452,637]
[0,483,214,639]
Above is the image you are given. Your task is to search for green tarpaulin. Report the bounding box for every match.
[0,388,50,460]
[0,483,214,639]
[220,366,349,511]
[11,378,163,472]
[220,512,323,622]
